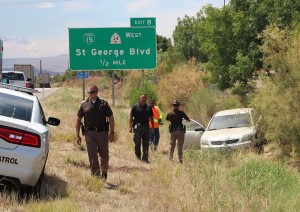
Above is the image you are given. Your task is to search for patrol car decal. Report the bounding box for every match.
[0,156,18,164]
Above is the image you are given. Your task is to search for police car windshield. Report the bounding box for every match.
[0,93,33,121]
[207,113,252,131]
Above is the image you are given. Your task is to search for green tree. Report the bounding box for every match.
[173,15,208,63]
[157,35,171,52]
[199,6,238,90]
[253,25,300,156]
[172,1,300,94]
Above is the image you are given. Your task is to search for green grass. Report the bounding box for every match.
[184,150,300,211]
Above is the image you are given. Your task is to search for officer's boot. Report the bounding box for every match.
[101,172,107,181]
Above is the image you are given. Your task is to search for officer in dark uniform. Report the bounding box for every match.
[76,85,115,180]
[129,94,154,163]
[166,99,190,163]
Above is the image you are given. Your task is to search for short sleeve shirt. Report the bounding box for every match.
[166,108,189,128]
[77,97,113,129]
[130,103,153,125]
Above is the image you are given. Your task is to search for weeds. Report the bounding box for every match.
[3,77,300,211]
[84,176,104,192]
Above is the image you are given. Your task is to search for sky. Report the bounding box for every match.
[0,0,226,59]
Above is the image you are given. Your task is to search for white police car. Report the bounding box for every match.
[0,83,60,195]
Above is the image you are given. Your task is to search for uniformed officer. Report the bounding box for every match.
[129,94,154,163]
[76,85,115,180]
[166,99,190,163]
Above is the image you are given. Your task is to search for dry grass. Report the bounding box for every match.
[157,63,205,110]
[2,76,300,211]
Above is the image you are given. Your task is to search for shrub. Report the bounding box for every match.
[253,25,300,156]
[126,79,157,107]
[157,63,204,111]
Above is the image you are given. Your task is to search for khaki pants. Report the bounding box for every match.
[85,130,109,176]
[169,130,185,162]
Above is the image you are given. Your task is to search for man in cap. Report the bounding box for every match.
[166,99,190,163]
[76,85,115,180]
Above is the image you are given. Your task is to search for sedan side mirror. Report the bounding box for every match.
[195,127,205,132]
[47,117,60,126]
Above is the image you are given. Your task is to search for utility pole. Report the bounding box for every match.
[112,71,115,107]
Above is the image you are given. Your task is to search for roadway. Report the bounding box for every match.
[34,87,61,100]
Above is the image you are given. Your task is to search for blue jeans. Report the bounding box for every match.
[149,128,160,147]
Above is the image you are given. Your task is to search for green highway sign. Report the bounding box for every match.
[130,17,156,27]
[68,27,157,71]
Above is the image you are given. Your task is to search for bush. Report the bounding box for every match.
[187,87,216,125]
[157,63,204,111]
[187,87,245,125]
[126,80,157,107]
[253,25,300,157]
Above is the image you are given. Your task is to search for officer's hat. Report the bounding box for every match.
[172,99,180,106]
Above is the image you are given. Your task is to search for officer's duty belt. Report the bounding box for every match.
[86,126,105,132]
[137,123,148,127]
[170,127,184,132]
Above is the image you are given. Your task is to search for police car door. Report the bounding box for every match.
[183,119,205,149]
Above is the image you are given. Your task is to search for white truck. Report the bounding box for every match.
[2,71,28,87]
[14,64,35,88]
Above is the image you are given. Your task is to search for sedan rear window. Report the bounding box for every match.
[0,93,33,121]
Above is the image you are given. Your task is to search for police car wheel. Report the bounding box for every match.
[20,166,45,199]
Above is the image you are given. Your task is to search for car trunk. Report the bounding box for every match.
[0,118,30,149]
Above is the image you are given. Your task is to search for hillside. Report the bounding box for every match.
[2,54,69,75]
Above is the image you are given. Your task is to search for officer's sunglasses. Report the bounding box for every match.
[87,90,97,94]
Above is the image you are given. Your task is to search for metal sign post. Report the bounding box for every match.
[112,71,115,107]
[82,71,85,100]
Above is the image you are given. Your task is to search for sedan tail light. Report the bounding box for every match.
[0,126,40,148]
[26,82,30,88]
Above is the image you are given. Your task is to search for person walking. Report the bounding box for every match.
[129,94,154,163]
[166,99,190,163]
[149,99,163,150]
[75,85,115,180]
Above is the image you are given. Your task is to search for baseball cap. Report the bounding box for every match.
[173,99,180,106]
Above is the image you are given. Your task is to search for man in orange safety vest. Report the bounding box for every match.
[149,99,163,150]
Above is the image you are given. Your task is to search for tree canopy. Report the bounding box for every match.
[172,0,300,93]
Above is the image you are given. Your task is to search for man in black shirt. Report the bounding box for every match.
[129,94,154,163]
[166,99,190,163]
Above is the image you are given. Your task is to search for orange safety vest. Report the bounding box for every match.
[149,106,162,128]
